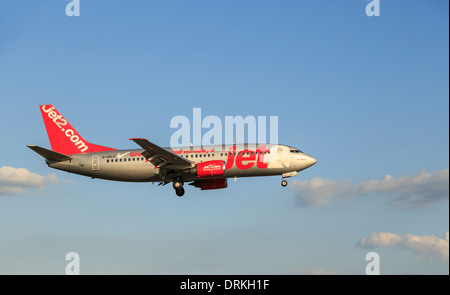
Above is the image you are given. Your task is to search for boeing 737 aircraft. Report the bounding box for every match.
[28,105,317,196]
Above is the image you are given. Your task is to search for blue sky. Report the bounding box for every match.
[0,1,448,275]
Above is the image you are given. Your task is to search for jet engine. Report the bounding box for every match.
[187,160,226,178]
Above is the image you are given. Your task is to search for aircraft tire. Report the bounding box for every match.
[176,187,185,197]
[281,179,288,187]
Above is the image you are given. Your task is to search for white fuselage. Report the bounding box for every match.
[48,144,317,182]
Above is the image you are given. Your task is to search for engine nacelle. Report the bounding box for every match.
[194,160,226,178]
[190,178,228,190]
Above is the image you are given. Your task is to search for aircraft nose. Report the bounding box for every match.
[307,155,317,167]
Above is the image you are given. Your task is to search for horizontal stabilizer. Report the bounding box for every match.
[27,145,72,162]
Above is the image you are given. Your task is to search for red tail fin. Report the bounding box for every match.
[40,104,116,155]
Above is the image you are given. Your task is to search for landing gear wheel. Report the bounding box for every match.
[175,187,185,197]
[173,181,183,190]
[281,179,288,187]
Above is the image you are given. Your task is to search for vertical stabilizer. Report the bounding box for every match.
[40,104,116,155]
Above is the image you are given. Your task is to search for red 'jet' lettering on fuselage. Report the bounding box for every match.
[225,146,269,170]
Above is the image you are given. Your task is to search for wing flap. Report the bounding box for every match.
[130,138,192,169]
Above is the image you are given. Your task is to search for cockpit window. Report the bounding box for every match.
[290,149,303,153]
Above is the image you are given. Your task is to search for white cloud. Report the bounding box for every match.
[45,173,58,184]
[0,186,27,195]
[358,231,449,262]
[0,166,57,196]
[290,177,351,207]
[290,169,449,209]
[379,170,449,208]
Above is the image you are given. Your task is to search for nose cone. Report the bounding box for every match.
[306,155,317,168]
[293,153,317,171]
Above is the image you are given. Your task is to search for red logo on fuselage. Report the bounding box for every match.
[225,146,268,170]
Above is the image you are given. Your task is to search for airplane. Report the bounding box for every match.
[27,105,317,197]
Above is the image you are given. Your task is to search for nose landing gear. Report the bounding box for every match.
[281,171,297,187]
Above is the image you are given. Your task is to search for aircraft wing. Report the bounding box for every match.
[129,138,193,169]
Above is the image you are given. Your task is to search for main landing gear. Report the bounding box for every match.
[281,179,288,187]
[173,180,185,197]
